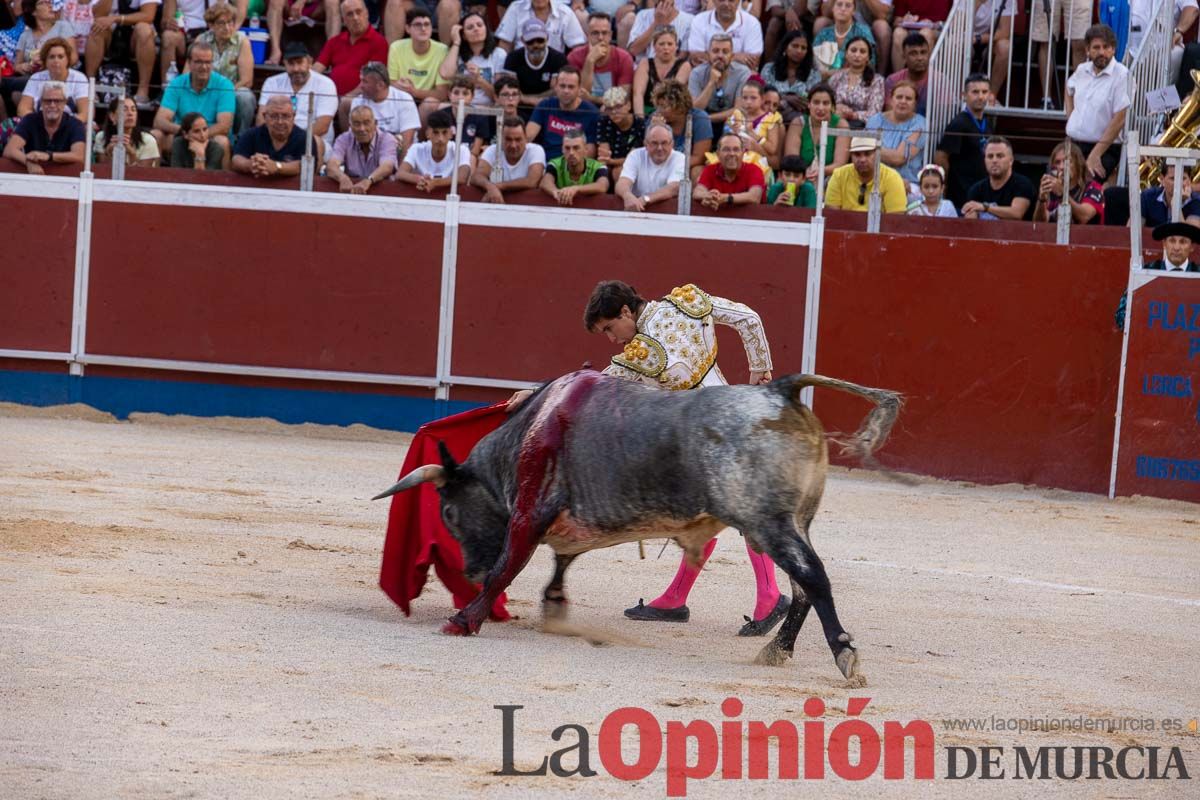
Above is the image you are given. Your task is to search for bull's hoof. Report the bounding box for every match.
[835,646,859,679]
[542,599,568,623]
[441,616,475,636]
[754,641,793,667]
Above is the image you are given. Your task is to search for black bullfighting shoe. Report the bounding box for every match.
[624,599,690,622]
[737,595,791,637]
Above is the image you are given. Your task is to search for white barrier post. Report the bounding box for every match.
[300,93,315,192]
[434,100,469,402]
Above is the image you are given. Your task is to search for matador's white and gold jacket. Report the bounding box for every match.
[602,284,773,391]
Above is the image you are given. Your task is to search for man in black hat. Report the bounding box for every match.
[1115,222,1200,329]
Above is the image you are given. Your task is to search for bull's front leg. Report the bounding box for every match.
[443,512,548,636]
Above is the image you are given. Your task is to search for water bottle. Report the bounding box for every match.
[166,60,179,82]
[249,15,261,29]
[173,9,184,29]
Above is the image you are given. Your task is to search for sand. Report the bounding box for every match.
[1,405,1197,799]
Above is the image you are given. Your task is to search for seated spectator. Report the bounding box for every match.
[493,74,524,120]
[961,137,1034,221]
[503,19,569,109]
[496,0,586,53]
[388,7,450,122]
[14,0,74,80]
[351,61,420,157]
[569,12,634,104]
[540,126,609,205]
[2,80,83,171]
[232,95,321,178]
[866,79,924,186]
[597,85,644,180]
[715,78,782,173]
[1115,222,1200,328]
[783,82,849,182]
[907,162,956,216]
[94,95,159,167]
[395,108,471,192]
[762,0,807,65]
[624,0,694,65]
[1140,162,1200,228]
[154,40,234,164]
[934,72,993,209]
[889,0,950,72]
[614,122,686,210]
[196,2,256,135]
[688,33,750,127]
[439,11,509,106]
[1065,24,1129,185]
[1033,139,1104,225]
[160,0,213,89]
[472,115,546,202]
[314,0,388,111]
[83,0,158,105]
[526,65,598,160]
[766,153,817,208]
[825,136,907,212]
[812,0,875,78]
[169,111,224,170]
[16,37,88,119]
[687,0,762,68]
[260,41,338,150]
[440,75,494,153]
[649,78,711,176]
[971,0,1013,101]
[827,36,883,126]
[632,26,690,118]
[1031,0,1090,107]
[885,32,928,115]
[693,132,765,209]
[327,105,397,192]
[760,30,820,119]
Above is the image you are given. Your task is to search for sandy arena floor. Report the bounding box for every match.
[1,403,1197,799]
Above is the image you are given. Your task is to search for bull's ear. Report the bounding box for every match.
[436,440,460,477]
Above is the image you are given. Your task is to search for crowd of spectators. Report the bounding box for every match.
[0,0,1192,225]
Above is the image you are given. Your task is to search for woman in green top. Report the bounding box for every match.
[783,83,848,183]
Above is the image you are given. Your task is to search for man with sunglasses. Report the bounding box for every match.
[824,136,908,213]
[3,82,85,173]
[503,19,569,109]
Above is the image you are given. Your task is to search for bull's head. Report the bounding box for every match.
[373,441,508,582]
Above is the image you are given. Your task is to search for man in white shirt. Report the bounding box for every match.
[615,122,686,210]
[1129,0,1198,81]
[624,0,694,62]
[497,0,587,53]
[687,0,763,68]
[350,61,420,157]
[1064,24,1130,185]
[394,108,472,192]
[472,116,548,202]
[258,41,339,150]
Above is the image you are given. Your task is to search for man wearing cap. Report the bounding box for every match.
[259,41,339,150]
[504,19,570,109]
[1115,222,1200,329]
[497,0,587,53]
[825,136,908,213]
[351,61,420,155]
[693,132,764,209]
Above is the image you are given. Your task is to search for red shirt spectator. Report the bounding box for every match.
[697,161,766,195]
[315,1,389,96]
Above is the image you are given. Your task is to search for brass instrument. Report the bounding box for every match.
[1140,69,1200,188]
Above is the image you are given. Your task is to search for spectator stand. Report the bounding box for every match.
[1118,0,1175,185]
[1109,134,1200,499]
[924,0,974,167]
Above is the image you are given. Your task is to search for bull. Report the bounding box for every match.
[374,371,901,679]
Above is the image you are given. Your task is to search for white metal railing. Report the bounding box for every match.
[924,0,974,165]
[1121,0,1175,185]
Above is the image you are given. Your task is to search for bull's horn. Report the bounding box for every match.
[371,464,446,500]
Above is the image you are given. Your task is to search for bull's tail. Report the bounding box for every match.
[777,374,902,465]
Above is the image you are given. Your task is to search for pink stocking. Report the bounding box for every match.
[746,543,782,620]
[647,538,718,609]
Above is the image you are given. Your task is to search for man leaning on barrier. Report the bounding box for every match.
[472,115,547,203]
[694,132,764,210]
[326,105,397,193]
[2,81,84,173]
[232,95,322,179]
[614,122,686,211]
[824,136,907,213]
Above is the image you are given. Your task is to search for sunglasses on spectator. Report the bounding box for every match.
[857,183,867,205]
[526,38,546,45]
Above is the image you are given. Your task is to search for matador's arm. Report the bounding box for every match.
[708,294,773,373]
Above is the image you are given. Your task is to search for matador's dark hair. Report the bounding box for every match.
[583,280,646,330]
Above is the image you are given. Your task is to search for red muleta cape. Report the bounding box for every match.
[379,403,511,620]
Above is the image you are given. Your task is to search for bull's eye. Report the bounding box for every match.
[442,505,459,528]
